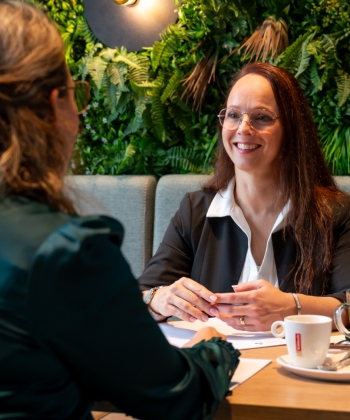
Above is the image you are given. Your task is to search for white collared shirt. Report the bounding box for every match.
[206,178,290,287]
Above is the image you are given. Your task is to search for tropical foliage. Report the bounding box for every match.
[28,0,350,175]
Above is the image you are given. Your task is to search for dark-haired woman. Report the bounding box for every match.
[139,63,350,332]
[0,2,240,419]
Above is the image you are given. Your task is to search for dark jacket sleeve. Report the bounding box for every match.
[138,192,210,291]
[27,215,240,420]
[327,198,350,302]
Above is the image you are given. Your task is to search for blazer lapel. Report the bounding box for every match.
[192,216,248,292]
[272,229,297,292]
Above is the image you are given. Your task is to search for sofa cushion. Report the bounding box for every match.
[152,174,210,255]
[334,176,350,195]
[65,175,157,277]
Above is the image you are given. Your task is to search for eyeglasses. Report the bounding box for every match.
[218,107,280,131]
[58,81,90,115]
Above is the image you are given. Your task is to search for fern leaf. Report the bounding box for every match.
[336,70,350,107]
[161,70,184,103]
[151,24,180,71]
[151,92,166,142]
[129,80,159,97]
[320,34,337,57]
[295,33,315,78]
[128,55,150,84]
[86,56,108,89]
[310,60,322,91]
[101,48,117,62]
[114,54,141,70]
[107,62,129,93]
[168,103,192,133]
[275,33,310,74]
[77,19,98,44]
[123,97,148,137]
[107,91,130,123]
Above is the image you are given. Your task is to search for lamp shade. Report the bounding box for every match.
[83,0,178,51]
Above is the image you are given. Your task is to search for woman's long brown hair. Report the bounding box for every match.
[205,63,347,294]
[0,1,76,213]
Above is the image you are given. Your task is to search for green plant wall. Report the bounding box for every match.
[38,0,350,175]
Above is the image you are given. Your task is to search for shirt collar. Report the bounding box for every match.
[206,177,290,232]
[206,178,237,217]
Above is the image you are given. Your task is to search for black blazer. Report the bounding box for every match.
[139,190,350,302]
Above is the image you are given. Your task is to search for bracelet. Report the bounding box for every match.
[291,293,301,315]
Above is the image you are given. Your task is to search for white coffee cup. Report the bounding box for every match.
[271,315,332,369]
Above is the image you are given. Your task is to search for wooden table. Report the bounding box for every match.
[92,341,350,420]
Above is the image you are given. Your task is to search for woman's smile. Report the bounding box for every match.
[234,142,261,152]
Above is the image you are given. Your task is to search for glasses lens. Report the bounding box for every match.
[249,109,275,130]
[75,82,89,113]
[219,108,241,130]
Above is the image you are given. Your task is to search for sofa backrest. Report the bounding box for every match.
[334,176,350,195]
[66,175,157,278]
[152,174,210,255]
[65,174,350,277]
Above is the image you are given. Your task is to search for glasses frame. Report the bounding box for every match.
[58,80,90,115]
[218,107,280,132]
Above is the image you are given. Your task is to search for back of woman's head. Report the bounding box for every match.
[0,1,75,212]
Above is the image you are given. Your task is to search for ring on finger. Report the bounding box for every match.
[239,316,245,326]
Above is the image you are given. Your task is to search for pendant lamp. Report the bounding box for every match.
[84,0,178,51]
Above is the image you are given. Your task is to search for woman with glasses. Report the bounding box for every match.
[0,2,240,419]
[139,62,350,332]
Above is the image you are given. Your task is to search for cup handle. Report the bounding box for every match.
[334,303,350,338]
[271,321,285,338]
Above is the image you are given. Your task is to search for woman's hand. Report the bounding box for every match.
[182,326,226,348]
[214,280,295,331]
[149,277,218,323]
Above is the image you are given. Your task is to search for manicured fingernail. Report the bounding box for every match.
[210,308,219,316]
[202,314,209,322]
[190,317,196,322]
[232,285,239,290]
[209,295,217,301]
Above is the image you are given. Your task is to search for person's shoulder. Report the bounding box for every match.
[55,214,124,246]
[0,195,75,249]
[328,192,350,230]
[30,214,126,280]
[183,189,216,210]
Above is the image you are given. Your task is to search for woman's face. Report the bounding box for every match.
[222,74,283,179]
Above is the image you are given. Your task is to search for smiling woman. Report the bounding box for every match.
[138,62,350,333]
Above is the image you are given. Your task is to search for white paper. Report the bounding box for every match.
[230,358,271,389]
[159,317,286,350]
[330,334,347,344]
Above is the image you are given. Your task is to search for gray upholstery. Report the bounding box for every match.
[63,174,350,277]
[152,174,210,255]
[65,175,157,277]
[334,176,350,195]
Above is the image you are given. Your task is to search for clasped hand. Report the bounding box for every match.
[215,280,293,331]
[149,277,218,323]
[150,278,293,331]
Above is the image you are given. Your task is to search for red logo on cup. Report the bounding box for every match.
[295,333,302,351]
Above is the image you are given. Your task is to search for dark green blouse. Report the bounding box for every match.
[0,195,240,420]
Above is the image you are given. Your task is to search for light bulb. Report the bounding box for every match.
[114,0,138,6]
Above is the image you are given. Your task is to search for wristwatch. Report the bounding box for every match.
[143,286,165,320]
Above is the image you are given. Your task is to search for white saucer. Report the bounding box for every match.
[276,354,350,382]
